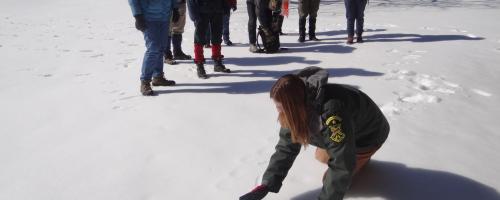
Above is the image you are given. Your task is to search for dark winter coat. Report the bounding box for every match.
[187,0,230,21]
[261,67,390,200]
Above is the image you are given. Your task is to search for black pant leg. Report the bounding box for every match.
[247,1,258,44]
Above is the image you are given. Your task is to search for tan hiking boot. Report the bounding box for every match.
[140,80,154,96]
[152,75,176,86]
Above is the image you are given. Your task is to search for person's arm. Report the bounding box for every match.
[128,0,146,31]
[261,127,302,192]
[240,127,301,200]
[318,101,357,200]
[128,0,143,16]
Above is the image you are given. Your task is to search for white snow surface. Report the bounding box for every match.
[1,0,500,199]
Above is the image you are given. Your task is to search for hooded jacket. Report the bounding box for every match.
[261,66,390,200]
[128,0,178,21]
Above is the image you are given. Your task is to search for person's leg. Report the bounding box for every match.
[277,15,285,34]
[140,21,171,94]
[247,1,257,45]
[194,14,209,79]
[210,13,230,73]
[344,0,355,44]
[172,2,191,59]
[353,146,380,174]
[204,23,211,48]
[298,0,307,42]
[315,146,381,175]
[355,0,368,42]
[308,0,320,41]
[194,15,208,62]
[222,12,232,44]
[141,21,164,82]
[152,20,170,78]
[164,34,177,65]
[247,1,259,52]
[150,20,176,86]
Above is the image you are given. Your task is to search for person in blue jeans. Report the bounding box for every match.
[344,0,368,44]
[128,0,180,96]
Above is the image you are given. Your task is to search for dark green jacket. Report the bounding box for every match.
[262,67,389,200]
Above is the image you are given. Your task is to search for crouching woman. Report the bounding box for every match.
[240,67,390,200]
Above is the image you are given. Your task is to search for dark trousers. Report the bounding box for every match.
[247,1,272,44]
[194,13,223,45]
[344,0,367,36]
[223,12,230,41]
[205,12,231,44]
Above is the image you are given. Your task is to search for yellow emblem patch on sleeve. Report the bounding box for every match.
[325,115,345,143]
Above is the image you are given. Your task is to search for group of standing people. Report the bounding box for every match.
[128,0,236,95]
[128,1,386,200]
[128,0,368,96]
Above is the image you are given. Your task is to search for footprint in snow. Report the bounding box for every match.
[399,93,441,103]
[402,54,422,60]
[380,102,400,116]
[471,89,492,97]
[90,53,104,58]
[386,49,399,54]
[75,73,91,77]
[420,26,436,31]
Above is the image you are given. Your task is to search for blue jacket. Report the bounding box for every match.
[128,0,178,21]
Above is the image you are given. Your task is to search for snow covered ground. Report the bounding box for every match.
[1,0,499,199]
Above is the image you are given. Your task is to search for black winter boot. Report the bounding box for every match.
[309,17,319,41]
[356,33,364,43]
[172,34,192,60]
[140,80,154,96]
[196,63,208,79]
[298,17,306,43]
[214,59,230,73]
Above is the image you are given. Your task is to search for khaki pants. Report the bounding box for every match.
[315,146,379,175]
[170,2,187,34]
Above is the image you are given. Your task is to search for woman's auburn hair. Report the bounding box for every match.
[270,74,309,145]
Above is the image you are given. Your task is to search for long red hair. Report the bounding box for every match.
[270,74,309,145]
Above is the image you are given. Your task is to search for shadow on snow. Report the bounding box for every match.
[157,67,384,94]
[291,160,500,200]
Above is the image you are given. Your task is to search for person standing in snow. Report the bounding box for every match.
[297,0,321,42]
[240,67,390,200]
[164,0,192,65]
[223,2,238,46]
[187,0,233,79]
[246,0,274,53]
[344,0,368,44]
[128,0,180,96]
